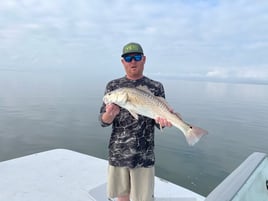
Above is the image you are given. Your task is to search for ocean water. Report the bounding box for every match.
[0,70,268,196]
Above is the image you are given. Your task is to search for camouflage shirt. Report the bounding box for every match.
[99,76,165,168]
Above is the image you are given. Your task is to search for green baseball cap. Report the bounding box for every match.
[121,42,143,57]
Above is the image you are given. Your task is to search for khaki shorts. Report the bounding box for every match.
[107,165,155,201]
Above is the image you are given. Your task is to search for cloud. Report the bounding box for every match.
[206,69,229,79]
[150,66,268,85]
[0,0,268,83]
[206,67,268,79]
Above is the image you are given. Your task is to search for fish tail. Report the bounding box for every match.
[185,125,208,146]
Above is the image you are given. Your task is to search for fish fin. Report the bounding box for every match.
[185,125,208,146]
[159,124,163,132]
[174,112,182,120]
[136,86,174,112]
[136,85,152,94]
[129,110,139,120]
[157,96,174,112]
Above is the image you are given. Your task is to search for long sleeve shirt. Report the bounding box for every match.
[99,76,165,168]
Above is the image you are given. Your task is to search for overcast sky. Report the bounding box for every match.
[1,0,268,83]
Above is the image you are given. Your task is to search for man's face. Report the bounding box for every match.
[121,53,146,80]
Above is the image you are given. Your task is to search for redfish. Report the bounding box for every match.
[103,87,208,146]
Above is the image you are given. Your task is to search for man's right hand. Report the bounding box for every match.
[102,103,120,124]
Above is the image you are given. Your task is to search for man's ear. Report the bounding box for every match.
[143,55,146,64]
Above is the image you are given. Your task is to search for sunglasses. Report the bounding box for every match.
[123,54,143,62]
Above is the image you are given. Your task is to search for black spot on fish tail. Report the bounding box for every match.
[185,122,193,129]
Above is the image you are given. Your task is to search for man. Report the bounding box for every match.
[99,42,171,201]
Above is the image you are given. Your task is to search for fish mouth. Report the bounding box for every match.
[103,96,109,104]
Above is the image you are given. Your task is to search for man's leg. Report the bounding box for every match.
[130,167,155,201]
[107,165,130,200]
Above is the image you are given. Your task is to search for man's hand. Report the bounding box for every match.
[106,103,120,117]
[155,117,172,128]
[102,103,120,124]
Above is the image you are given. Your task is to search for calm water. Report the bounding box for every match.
[1,70,268,196]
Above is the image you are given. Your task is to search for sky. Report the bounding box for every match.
[1,0,268,83]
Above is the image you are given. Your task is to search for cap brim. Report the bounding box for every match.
[121,52,143,57]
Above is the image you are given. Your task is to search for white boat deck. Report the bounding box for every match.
[205,152,268,201]
[0,149,205,201]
